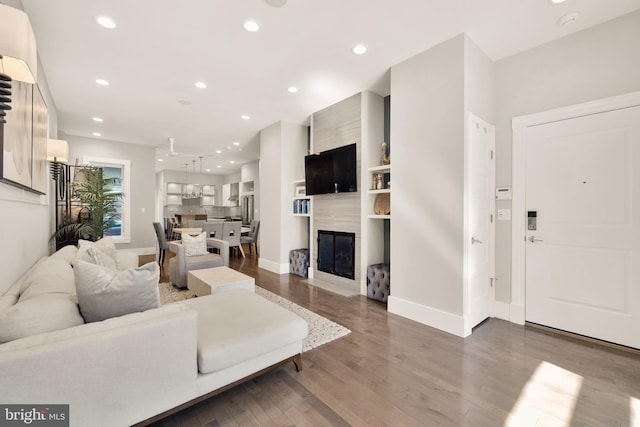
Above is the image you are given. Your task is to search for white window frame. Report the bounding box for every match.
[82,156,131,244]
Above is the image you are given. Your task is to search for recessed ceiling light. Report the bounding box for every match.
[558,11,580,26]
[206,168,211,172]
[92,117,103,122]
[95,16,116,29]
[241,115,250,120]
[288,86,298,93]
[352,44,367,55]
[157,158,164,162]
[216,165,222,168]
[243,20,260,32]
[92,132,102,137]
[238,148,243,151]
[266,0,287,6]
[195,81,207,89]
[227,146,232,150]
[95,78,109,86]
[178,100,192,106]
[215,150,222,154]
[229,160,235,164]
[550,0,567,3]
[233,142,240,146]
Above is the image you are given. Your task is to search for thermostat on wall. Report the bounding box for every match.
[495,187,512,200]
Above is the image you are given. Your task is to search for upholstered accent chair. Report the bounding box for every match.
[168,239,229,289]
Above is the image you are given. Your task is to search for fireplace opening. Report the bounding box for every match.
[317,230,355,279]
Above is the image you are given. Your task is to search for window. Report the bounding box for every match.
[82,156,131,243]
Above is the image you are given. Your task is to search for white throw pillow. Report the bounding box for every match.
[182,232,208,256]
[76,245,117,270]
[72,259,160,323]
[78,237,118,264]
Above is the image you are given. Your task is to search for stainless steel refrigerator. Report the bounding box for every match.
[241,195,254,225]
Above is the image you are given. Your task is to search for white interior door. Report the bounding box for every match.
[466,114,495,331]
[525,106,640,349]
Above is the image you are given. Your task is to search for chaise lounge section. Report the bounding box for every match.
[0,244,308,427]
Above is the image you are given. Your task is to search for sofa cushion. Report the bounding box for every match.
[72,260,160,323]
[78,237,118,264]
[0,256,82,343]
[19,257,77,301]
[76,245,118,270]
[49,244,78,263]
[0,295,85,343]
[182,232,207,256]
[181,290,308,374]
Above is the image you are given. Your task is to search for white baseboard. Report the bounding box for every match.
[510,303,525,325]
[492,300,525,325]
[258,258,289,274]
[388,296,467,338]
[492,300,511,321]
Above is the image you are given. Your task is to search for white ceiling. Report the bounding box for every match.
[18,0,640,174]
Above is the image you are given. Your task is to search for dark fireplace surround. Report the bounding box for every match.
[317,230,355,280]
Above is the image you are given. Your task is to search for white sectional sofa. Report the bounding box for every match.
[0,244,308,427]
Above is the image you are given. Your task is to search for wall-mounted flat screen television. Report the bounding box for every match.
[304,143,357,195]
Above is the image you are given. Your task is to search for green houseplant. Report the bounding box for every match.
[53,166,123,244]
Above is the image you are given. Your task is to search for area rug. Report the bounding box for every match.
[158,282,351,352]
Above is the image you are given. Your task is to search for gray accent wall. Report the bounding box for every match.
[311,93,362,291]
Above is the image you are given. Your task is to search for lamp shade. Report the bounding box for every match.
[47,139,69,163]
[0,4,37,83]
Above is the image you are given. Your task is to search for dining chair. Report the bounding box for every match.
[152,222,170,267]
[203,221,223,238]
[222,221,244,258]
[240,220,260,256]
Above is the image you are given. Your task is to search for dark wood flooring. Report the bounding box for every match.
[139,249,640,426]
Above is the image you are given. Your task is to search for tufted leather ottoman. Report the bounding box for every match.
[367,263,390,303]
[289,249,309,277]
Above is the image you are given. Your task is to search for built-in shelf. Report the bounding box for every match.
[368,188,391,194]
[368,165,391,173]
[368,214,391,220]
[293,213,311,217]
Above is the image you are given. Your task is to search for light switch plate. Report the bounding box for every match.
[497,209,511,221]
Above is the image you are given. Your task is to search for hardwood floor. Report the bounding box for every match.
[140,249,640,426]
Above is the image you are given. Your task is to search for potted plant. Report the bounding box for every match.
[53,166,123,245]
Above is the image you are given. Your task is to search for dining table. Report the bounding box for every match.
[172,227,203,237]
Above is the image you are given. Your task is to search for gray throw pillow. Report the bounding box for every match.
[72,260,160,323]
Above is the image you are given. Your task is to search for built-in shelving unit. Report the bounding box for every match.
[367,165,391,219]
[292,179,311,217]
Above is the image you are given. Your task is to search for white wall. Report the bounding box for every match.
[390,35,466,319]
[493,9,640,302]
[0,4,59,293]
[65,135,156,251]
[259,121,307,273]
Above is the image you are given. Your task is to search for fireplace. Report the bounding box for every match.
[317,230,355,279]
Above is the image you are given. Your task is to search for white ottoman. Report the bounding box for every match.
[188,266,255,296]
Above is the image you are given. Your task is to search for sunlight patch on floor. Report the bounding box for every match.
[505,361,583,427]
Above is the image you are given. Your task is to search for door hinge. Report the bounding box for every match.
[490,150,494,160]
[490,213,494,223]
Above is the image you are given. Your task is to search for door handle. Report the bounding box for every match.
[528,236,544,243]
[471,236,483,244]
